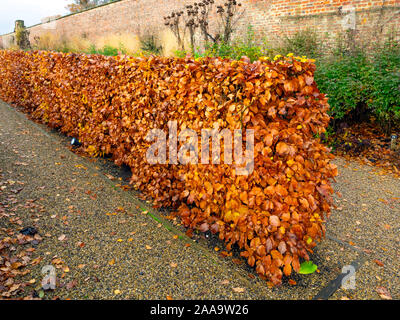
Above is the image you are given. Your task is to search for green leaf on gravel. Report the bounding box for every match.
[299,261,318,274]
[38,290,45,298]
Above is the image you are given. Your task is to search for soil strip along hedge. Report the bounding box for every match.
[0,50,338,286]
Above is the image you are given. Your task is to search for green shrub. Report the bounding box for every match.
[140,35,162,55]
[87,44,121,56]
[315,53,372,123]
[315,37,400,133]
[196,26,273,62]
[174,49,187,58]
[367,40,400,132]
[279,29,323,59]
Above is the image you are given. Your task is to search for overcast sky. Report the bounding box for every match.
[0,0,69,34]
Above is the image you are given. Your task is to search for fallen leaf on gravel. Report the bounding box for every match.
[31,257,43,266]
[11,262,23,269]
[221,280,229,285]
[232,258,244,265]
[247,273,255,279]
[14,161,28,166]
[376,286,392,300]
[109,259,115,266]
[299,261,318,274]
[58,234,66,241]
[166,295,173,300]
[52,258,63,267]
[232,287,245,293]
[77,241,85,248]
[78,264,86,269]
[5,278,14,287]
[374,259,384,267]
[66,280,77,290]
[170,262,178,268]
[288,279,297,286]
[145,245,152,250]
[114,289,121,295]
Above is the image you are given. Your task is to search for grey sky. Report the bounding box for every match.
[0,0,69,35]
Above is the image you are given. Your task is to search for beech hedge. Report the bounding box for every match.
[0,50,338,285]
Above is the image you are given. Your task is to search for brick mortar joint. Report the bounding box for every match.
[279,5,400,21]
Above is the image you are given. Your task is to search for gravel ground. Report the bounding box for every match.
[327,157,400,300]
[0,100,398,300]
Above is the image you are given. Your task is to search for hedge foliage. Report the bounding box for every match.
[0,50,338,285]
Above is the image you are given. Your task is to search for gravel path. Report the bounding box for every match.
[0,100,398,300]
[328,157,400,299]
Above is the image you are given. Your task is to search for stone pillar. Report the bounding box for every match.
[14,20,25,32]
[14,20,31,50]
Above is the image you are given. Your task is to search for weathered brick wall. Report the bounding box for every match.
[1,0,399,49]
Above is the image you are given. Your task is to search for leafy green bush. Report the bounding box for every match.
[367,40,400,132]
[278,29,323,58]
[315,53,372,123]
[195,26,273,62]
[174,49,187,58]
[140,35,162,55]
[88,44,121,56]
[315,38,400,133]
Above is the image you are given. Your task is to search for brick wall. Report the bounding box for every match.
[1,0,399,49]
